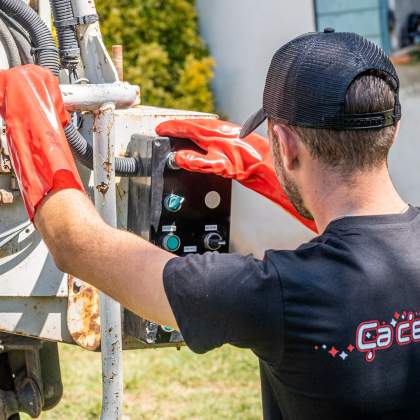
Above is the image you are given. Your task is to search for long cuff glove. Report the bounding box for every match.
[0,65,84,220]
[156,119,317,233]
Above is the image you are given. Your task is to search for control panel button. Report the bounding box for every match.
[204,232,226,251]
[164,194,185,212]
[162,326,175,333]
[205,191,221,209]
[162,234,181,252]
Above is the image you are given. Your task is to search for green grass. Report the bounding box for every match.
[23,343,261,419]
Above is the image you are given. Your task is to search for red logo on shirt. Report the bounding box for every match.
[356,312,420,362]
[313,310,420,363]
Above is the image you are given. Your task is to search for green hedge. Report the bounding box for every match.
[96,0,216,113]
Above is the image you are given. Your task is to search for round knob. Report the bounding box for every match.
[162,234,181,252]
[204,232,226,251]
[164,194,184,212]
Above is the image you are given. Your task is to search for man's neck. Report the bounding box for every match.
[304,165,407,233]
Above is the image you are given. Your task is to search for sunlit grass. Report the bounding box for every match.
[22,343,261,419]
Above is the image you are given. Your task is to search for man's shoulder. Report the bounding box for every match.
[263,230,355,289]
[264,233,337,265]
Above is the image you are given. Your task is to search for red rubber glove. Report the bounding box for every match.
[0,65,84,220]
[156,119,317,233]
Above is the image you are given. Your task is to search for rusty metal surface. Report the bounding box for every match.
[67,275,101,351]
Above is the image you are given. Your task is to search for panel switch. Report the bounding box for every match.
[204,232,226,251]
[164,194,184,212]
[162,234,181,252]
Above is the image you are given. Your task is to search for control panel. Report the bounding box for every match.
[150,138,230,256]
[125,135,231,347]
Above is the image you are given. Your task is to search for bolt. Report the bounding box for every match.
[0,189,14,204]
[73,279,83,294]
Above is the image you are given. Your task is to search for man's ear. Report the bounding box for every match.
[392,121,400,144]
[272,124,299,171]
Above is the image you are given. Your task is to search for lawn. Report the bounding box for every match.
[22,343,261,419]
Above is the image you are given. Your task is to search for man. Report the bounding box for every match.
[0,29,419,419]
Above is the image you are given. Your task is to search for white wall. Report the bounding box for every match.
[389,64,420,205]
[196,0,317,257]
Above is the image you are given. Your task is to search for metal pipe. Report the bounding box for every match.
[112,45,124,81]
[92,103,123,420]
[60,82,139,112]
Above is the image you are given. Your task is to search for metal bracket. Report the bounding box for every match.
[54,14,99,29]
[151,137,172,231]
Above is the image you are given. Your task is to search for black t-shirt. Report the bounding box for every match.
[163,206,420,419]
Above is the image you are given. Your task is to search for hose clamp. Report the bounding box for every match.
[31,46,59,55]
[60,48,81,57]
[54,14,99,29]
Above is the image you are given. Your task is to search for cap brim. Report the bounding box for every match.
[239,108,267,138]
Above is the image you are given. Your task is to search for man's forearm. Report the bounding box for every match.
[35,189,178,329]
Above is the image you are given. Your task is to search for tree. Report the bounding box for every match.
[96,0,216,113]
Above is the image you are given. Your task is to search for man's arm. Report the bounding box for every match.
[35,188,178,330]
[0,66,284,351]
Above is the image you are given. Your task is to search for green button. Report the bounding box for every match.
[164,234,181,252]
[162,326,174,333]
[164,194,184,212]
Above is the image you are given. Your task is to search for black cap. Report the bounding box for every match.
[239,30,401,138]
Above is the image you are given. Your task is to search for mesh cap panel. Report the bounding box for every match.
[240,30,400,138]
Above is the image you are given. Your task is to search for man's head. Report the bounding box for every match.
[267,73,398,219]
[240,30,401,219]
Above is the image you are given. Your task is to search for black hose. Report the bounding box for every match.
[0,0,59,75]
[0,0,137,175]
[9,26,33,65]
[0,17,21,67]
[48,0,80,70]
[0,10,32,48]
[0,12,33,65]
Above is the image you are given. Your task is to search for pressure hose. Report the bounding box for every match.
[48,0,80,71]
[0,0,138,176]
[0,0,59,74]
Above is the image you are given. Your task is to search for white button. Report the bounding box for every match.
[205,191,221,209]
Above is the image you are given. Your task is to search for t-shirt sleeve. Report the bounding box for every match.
[163,252,284,356]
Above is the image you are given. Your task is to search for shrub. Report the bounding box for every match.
[96,0,216,113]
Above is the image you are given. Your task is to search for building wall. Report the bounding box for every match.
[388,64,420,205]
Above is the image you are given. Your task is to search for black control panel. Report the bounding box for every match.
[125,135,231,347]
[151,139,231,256]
